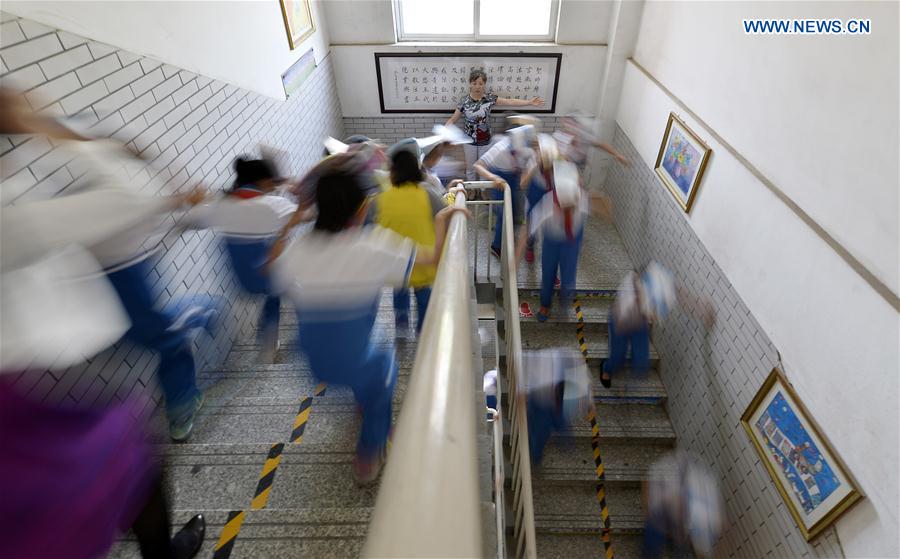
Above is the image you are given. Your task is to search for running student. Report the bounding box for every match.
[186,156,297,362]
[446,68,544,180]
[272,158,468,483]
[473,122,539,258]
[376,149,439,337]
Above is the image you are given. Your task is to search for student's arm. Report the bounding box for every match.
[520,160,538,191]
[473,162,508,190]
[414,205,470,266]
[445,109,463,126]
[591,140,629,166]
[496,96,545,108]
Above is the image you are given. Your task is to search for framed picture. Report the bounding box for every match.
[654,112,711,212]
[279,0,315,50]
[741,369,863,541]
[374,52,561,113]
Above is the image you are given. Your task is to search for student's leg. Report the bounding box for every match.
[491,170,520,252]
[106,261,200,432]
[132,477,205,559]
[540,236,562,314]
[352,346,398,459]
[413,287,432,334]
[527,397,555,465]
[258,295,281,362]
[603,313,628,382]
[393,288,411,329]
[557,228,582,311]
[629,323,651,377]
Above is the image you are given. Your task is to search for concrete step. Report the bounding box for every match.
[503,404,675,446]
[518,321,660,363]
[516,292,613,324]
[532,485,644,535]
[535,532,646,559]
[108,507,369,559]
[496,367,667,407]
[533,439,674,487]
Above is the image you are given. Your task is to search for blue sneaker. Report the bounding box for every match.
[169,393,204,442]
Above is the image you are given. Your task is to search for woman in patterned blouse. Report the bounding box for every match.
[446,68,544,180]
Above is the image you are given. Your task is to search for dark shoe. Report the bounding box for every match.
[536,306,550,323]
[171,514,205,559]
[525,248,534,263]
[599,361,612,389]
[490,245,501,259]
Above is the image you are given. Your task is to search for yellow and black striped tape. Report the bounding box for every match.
[213,510,245,559]
[212,382,328,558]
[573,297,615,559]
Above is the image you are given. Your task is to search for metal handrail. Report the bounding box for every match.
[363,189,482,558]
[496,186,538,559]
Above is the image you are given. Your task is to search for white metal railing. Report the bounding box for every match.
[463,182,537,559]
[363,188,482,558]
[363,182,536,558]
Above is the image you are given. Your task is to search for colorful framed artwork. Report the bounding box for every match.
[279,0,315,50]
[741,369,863,541]
[654,112,711,212]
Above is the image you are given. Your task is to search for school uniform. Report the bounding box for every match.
[274,226,416,459]
[604,264,676,377]
[477,136,535,252]
[527,186,590,310]
[187,187,297,345]
[69,141,209,428]
[375,183,437,334]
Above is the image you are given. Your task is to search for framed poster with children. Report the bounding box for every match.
[654,112,711,212]
[741,368,862,540]
[374,52,561,113]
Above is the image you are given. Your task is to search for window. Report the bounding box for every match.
[396,0,558,42]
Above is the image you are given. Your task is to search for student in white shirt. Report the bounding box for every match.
[272,162,467,483]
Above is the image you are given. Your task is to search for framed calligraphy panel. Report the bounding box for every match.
[374,52,561,113]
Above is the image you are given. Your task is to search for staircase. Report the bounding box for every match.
[108,295,416,558]
[489,216,680,558]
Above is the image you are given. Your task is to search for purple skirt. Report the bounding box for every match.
[0,382,158,558]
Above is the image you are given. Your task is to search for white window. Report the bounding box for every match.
[395,0,558,42]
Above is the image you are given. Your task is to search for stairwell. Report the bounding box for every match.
[487,215,681,558]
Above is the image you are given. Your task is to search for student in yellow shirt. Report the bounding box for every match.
[376,149,439,338]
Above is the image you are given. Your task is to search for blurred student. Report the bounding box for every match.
[272,159,467,483]
[601,261,715,388]
[187,156,297,362]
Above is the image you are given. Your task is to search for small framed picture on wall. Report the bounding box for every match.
[279,0,315,50]
[654,112,711,212]
[741,368,863,541]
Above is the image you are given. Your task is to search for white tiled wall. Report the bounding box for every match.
[604,125,845,558]
[1,12,344,411]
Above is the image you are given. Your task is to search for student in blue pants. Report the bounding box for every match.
[272,158,466,483]
[71,140,214,442]
[473,123,538,258]
[187,156,297,362]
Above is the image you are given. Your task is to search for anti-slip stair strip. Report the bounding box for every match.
[212,382,327,559]
[574,296,615,559]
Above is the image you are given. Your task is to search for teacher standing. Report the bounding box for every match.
[446,68,544,180]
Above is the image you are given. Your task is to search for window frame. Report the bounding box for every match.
[394,0,559,42]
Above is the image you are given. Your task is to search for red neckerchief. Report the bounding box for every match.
[231,185,265,199]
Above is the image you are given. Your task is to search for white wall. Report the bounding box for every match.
[327,0,610,117]
[3,0,331,100]
[633,0,899,296]
[332,43,606,117]
[618,1,899,556]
